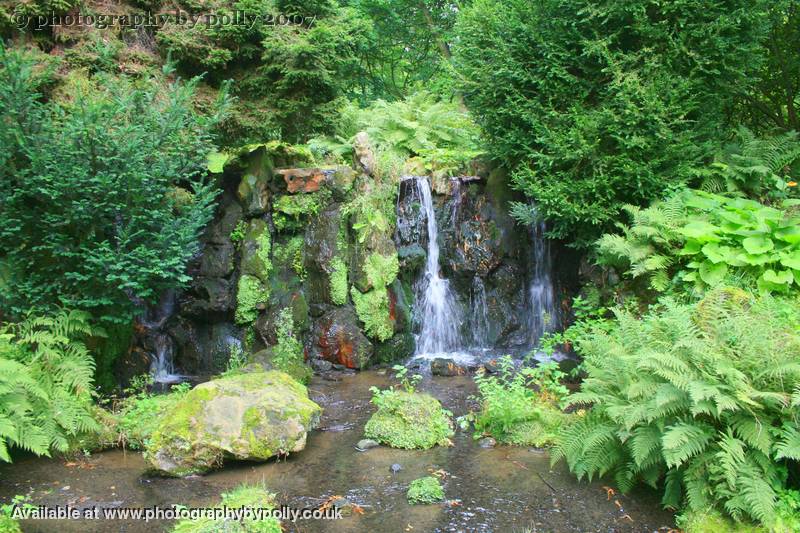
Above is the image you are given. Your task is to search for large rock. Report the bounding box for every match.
[304,204,342,306]
[146,371,321,476]
[310,306,373,369]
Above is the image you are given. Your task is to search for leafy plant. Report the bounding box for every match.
[114,381,192,450]
[597,189,800,294]
[0,310,101,462]
[468,356,567,447]
[553,289,800,527]
[701,127,800,200]
[407,476,445,504]
[172,483,281,533]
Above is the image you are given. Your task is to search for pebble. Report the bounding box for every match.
[478,437,497,448]
[390,463,402,474]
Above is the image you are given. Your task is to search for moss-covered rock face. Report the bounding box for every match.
[364,390,454,449]
[146,371,322,477]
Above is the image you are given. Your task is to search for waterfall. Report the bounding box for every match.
[470,276,490,348]
[143,290,184,384]
[408,176,463,355]
[529,217,558,346]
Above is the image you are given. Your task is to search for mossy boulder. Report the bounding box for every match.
[407,476,445,505]
[364,390,454,449]
[146,371,322,476]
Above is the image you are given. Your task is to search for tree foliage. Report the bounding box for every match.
[455,0,774,246]
[0,46,221,323]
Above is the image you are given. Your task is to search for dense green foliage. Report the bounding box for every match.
[597,190,800,294]
[455,0,777,245]
[465,357,567,447]
[407,476,445,505]
[0,46,220,323]
[0,310,99,462]
[554,289,800,527]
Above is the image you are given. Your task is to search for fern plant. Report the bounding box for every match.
[553,288,800,527]
[0,310,101,462]
[702,127,800,200]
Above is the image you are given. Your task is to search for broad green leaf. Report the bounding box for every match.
[758,269,794,293]
[762,269,794,285]
[780,251,800,270]
[742,236,773,255]
[738,253,774,266]
[679,221,721,242]
[679,240,702,255]
[701,243,734,264]
[699,261,727,286]
[775,225,800,244]
[207,151,231,173]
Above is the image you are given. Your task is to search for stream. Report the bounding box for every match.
[0,370,674,532]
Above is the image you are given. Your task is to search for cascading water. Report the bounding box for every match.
[142,290,184,384]
[408,176,463,356]
[528,216,558,346]
[470,276,490,349]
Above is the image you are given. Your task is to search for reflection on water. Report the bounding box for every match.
[0,371,674,532]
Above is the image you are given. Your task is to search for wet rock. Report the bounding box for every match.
[278,168,327,193]
[390,463,402,474]
[199,242,236,278]
[304,204,342,306]
[146,371,321,477]
[478,437,497,448]
[168,320,241,375]
[180,277,235,316]
[326,166,355,201]
[397,243,426,272]
[204,192,243,244]
[355,439,380,451]
[431,358,468,377]
[374,331,415,365]
[113,346,152,390]
[254,290,309,345]
[310,306,373,369]
[483,359,500,374]
[310,359,333,373]
[237,168,271,216]
[353,132,376,176]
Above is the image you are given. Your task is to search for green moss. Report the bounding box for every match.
[364,390,454,449]
[230,220,246,246]
[273,236,306,279]
[172,483,282,533]
[271,308,311,383]
[676,509,765,533]
[273,191,330,232]
[329,257,349,305]
[241,220,272,281]
[407,476,445,505]
[351,286,394,341]
[364,252,399,288]
[0,514,21,533]
[235,274,269,325]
